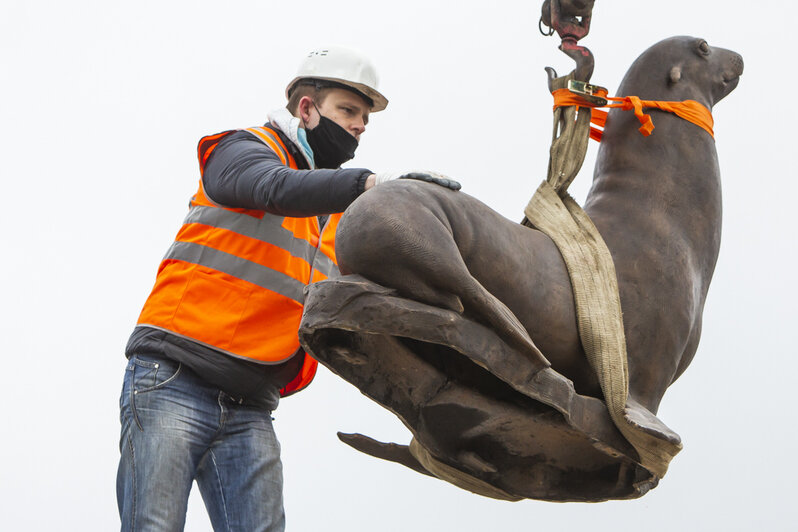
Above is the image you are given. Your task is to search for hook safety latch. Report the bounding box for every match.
[567,79,608,106]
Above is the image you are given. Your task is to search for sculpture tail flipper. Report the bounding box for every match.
[336,432,434,478]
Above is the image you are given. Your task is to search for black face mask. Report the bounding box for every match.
[305,107,359,169]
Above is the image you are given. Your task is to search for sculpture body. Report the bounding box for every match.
[299,36,743,501]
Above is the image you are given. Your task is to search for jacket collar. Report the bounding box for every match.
[267,108,313,169]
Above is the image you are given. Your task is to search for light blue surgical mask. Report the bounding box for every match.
[296,127,316,168]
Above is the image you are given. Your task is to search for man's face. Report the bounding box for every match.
[308,88,371,141]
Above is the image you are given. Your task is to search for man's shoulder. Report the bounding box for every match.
[215,125,289,146]
[201,124,308,170]
[212,128,280,153]
[200,128,283,174]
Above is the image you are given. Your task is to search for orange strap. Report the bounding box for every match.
[552,88,714,142]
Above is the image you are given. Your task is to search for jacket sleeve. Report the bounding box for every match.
[202,130,373,216]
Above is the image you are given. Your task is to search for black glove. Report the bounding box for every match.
[399,171,461,191]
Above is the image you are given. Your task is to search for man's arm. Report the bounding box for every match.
[202,131,372,216]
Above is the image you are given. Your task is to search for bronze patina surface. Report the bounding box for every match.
[299,36,743,501]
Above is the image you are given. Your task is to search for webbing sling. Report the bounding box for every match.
[522,73,682,478]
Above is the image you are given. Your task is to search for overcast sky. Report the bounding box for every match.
[2,1,795,530]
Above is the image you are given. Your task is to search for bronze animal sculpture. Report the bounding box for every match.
[299,36,743,501]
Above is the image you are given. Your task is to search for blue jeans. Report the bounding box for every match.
[117,354,285,532]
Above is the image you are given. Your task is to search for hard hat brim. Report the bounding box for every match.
[286,76,388,112]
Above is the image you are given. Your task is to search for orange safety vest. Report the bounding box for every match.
[136,126,341,396]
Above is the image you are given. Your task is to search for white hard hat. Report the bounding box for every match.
[286,46,388,112]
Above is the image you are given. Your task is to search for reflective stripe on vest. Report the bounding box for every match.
[245,127,291,165]
[163,241,307,303]
[181,205,338,280]
[137,126,339,397]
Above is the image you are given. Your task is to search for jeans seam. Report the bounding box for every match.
[130,374,143,432]
[216,391,227,437]
[125,430,137,532]
[209,449,232,532]
[131,357,159,370]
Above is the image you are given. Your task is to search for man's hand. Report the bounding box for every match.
[366,171,461,191]
[399,171,462,190]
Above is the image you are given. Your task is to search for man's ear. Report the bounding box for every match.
[298,96,314,124]
[669,66,682,85]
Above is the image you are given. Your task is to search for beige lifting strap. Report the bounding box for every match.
[522,73,681,478]
[408,438,522,502]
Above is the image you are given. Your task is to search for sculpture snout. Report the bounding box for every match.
[711,48,744,102]
[723,52,744,83]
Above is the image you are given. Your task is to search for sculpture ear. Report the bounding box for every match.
[669,66,682,85]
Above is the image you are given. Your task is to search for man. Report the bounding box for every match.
[117,46,459,531]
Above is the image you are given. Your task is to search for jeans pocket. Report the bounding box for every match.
[130,355,182,394]
[127,355,182,431]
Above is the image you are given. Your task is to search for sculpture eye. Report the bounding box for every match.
[697,40,710,55]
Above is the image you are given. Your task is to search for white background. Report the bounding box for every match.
[2,1,795,530]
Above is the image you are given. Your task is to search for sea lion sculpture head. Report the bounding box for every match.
[619,36,744,109]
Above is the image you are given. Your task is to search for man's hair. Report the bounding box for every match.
[286,79,374,115]
[286,83,333,115]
